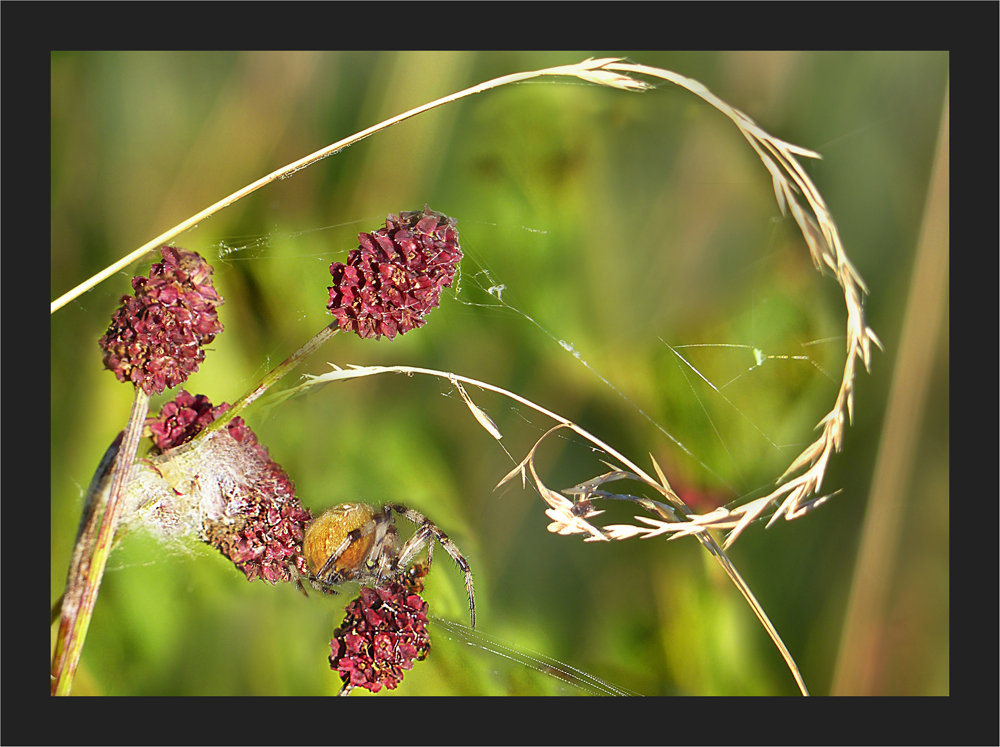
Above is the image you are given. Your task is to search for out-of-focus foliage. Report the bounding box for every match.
[52,51,948,696]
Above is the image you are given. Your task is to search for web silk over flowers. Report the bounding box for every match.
[327,207,462,340]
[141,391,313,585]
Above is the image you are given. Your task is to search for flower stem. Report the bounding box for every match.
[51,389,150,695]
[205,322,339,435]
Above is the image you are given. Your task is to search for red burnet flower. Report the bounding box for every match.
[327,206,462,340]
[329,579,432,694]
[145,391,313,584]
[145,390,224,452]
[100,246,224,395]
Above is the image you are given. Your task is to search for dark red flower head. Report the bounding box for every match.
[99,246,224,395]
[145,390,225,452]
[329,581,432,694]
[327,206,462,340]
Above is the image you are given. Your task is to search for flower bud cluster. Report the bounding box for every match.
[100,247,224,395]
[146,390,224,452]
[329,580,431,693]
[327,206,462,340]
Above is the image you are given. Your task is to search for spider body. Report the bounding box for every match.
[299,502,476,628]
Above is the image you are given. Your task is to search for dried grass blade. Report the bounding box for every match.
[451,376,503,440]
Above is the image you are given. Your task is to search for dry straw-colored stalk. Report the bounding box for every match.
[53,57,880,696]
[51,391,149,695]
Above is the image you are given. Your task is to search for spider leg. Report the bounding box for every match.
[315,508,385,586]
[315,531,358,584]
[369,515,400,586]
[388,505,435,568]
[388,504,476,629]
[291,562,340,597]
[289,564,311,597]
[448,542,476,630]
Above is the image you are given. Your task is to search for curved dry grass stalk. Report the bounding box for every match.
[579,61,885,549]
[254,59,882,694]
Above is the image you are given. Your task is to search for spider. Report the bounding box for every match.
[297,502,476,629]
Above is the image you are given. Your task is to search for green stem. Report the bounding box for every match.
[205,322,339,434]
[51,389,150,695]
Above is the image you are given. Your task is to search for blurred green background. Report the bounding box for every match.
[51,51,948,696]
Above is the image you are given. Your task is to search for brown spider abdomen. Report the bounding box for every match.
[303,502,376,578]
